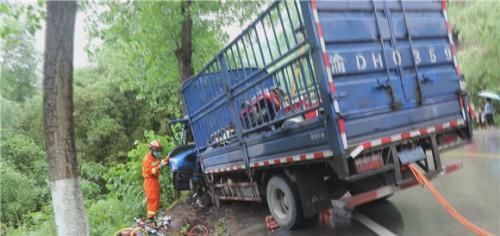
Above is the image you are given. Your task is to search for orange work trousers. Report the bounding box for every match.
[144,177,160,218]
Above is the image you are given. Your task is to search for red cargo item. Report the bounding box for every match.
[265,215,279,232]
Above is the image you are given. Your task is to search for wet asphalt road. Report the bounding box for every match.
[225,128,500,236]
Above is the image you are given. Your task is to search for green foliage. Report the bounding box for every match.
[0,96,21,131]
[0,2,44,102]
[0,1,45,38]
[0,161,39,225]
[449,1,500,105]
[85,1,262,129]
[0,133,46,175]
[16,94,44,145]
[0,133,49,206]
[80,161,107,199]
[215,216,228,236]
[2,207,56,236]
[74,68,153,163]
[105,130,176,215]
[87,198,136,236]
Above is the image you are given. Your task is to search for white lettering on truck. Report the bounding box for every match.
[329,46,453,75]
[393,50,402,66]
[372,53,384,69]
[330,54,346,74]
[429,47,437,63]
[356,54,367,71]
[444,47,452,61]
[413,49,421,64]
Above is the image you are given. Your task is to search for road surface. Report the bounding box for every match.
[224,128,500,236]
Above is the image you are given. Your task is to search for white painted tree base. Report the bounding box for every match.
[50,178,89,236]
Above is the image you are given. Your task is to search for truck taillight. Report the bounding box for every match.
[355,154,383,173]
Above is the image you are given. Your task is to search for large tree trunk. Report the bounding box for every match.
[43,1,89,235]
[175,0,194,82]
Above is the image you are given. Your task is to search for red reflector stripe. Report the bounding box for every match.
[435,124,444,131]
[323,52,330,66]
[329,81,336,93]
[316,22,324,37]
[450,43,457,55]
[313,152,324,160]
[381,137,392,144]
[401,132,411,139]
[286,157,293,163]
[338,119,346,133]
[350,119,465,159]
[419,128,429,135]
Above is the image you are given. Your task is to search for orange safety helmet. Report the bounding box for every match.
[148,140,162,152]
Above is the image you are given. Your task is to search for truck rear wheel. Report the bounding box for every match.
[266,175,302,229]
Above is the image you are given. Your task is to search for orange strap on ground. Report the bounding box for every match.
[408,164,494,236]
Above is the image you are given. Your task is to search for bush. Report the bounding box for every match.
[0,133,49,207]
[0,96,21,131]
[1,208,56,236]
[87,198,137,236]
[0,133,46,177]
[0,161,38,226]
[80,161,107,202]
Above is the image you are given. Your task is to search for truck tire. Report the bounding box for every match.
[266,175,302,229]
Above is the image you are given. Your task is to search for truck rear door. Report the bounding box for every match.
[314,0,465,145]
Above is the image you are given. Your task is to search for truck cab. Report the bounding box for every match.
[167,118,199,192]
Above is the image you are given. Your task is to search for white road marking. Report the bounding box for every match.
[352,212,398,236]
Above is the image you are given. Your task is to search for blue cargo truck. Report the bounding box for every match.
[168,0,473,229]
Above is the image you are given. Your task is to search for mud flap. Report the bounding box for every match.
[286,170,330,218]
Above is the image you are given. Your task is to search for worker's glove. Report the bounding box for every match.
[159,157,169,169]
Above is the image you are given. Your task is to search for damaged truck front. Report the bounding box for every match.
[168,0,473,229]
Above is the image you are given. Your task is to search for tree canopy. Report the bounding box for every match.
[0,2,44,102]
[449,0,500,105]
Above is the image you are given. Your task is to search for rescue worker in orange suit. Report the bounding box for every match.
[142,140,169,220]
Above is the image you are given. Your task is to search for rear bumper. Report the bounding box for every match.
[343,162,463,209]
[349,118,466,159]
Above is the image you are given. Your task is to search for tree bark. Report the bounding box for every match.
[43,1,89,235]
[175,0,194,82]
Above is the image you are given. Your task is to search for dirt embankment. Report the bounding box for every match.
[162,198,270,236]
